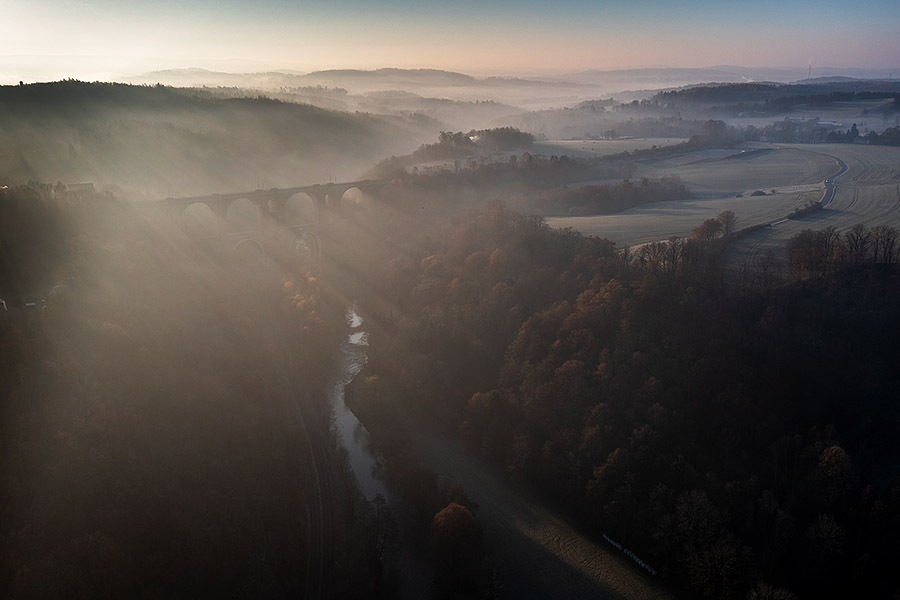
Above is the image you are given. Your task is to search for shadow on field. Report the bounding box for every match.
[489,520,668,600]
[784,206,846,225]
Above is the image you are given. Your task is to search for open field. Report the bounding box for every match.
[546,190,820,246]
[549,143,900,252]
[547,145,836,246]
[637,146,837,194]
[726,144,900,273]
[726,184,900,277]
[780,143,900,185]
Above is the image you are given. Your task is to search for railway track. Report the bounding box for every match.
[251,273,345,600]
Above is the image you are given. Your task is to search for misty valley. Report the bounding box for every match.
[3,67,900,600]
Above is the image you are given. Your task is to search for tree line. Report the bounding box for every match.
[786,223,900,280]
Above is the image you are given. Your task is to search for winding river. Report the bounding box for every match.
[330,307,388,500]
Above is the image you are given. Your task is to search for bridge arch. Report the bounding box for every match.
[292,231,322,259]
[225,198,260,233]
[232,237,265,260]
[340,187,367,210]
[284,192,318,227]
[180,202,219,238]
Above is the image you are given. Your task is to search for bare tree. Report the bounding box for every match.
[818,226,842,276]
[665,236,683,277]
[872,225,898,263]
[844,224,871,266]
[717,210,737,238]
[639,241,669,273]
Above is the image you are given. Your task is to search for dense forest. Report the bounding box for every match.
[335,189,900,599]
[0,183,390,598]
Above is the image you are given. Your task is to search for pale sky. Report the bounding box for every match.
[2,0,899,82]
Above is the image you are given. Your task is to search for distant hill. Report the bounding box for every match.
[128,69,529,131]
[562,65,900,90]
[131,67,606,110]
[128,68,310,89]
[355,90,523,131]
[298,69,604,109]
[652,80,900,105]
[122,65,900,124]
[133,67,553,92]
[565,66,756,87]
[301,68,478,86]
[131,67,486,91]
[795,76,860,84]
[0,81,434,197]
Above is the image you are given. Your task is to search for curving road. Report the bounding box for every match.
[822,156,849,206]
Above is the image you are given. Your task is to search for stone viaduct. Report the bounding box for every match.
[145,180,386,259]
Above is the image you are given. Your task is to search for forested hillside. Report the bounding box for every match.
[0,81,433,198]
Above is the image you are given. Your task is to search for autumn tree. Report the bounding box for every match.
[692,218,723,243]
[431,502,484,591]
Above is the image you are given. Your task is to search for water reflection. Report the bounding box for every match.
[330,306,387,500]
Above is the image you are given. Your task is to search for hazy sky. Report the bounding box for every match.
[3,0,899,81]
